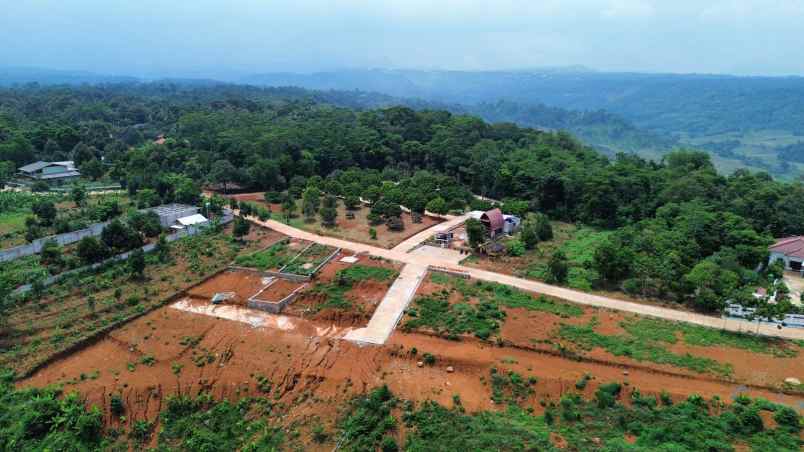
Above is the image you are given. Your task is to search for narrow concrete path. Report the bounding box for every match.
[251,217,804,341]
[343,264,427,345]
[391,213,470,253]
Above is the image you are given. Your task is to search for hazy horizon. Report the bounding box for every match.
[3,1,804,80]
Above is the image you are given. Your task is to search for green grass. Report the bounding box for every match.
[489,368,537,405]
[403,293,505,340]
[558,319,733,376]
[621,318,800,358]
[434,274,583,317]
[281,243,337,276]
[0,211,29,248]
[525,227,611,290]
[0,255,49,292]
[234,241,293,270]
[406,274,583,340]
[158,395,283,451]
[310,265,398,312]
[337,385,398,452]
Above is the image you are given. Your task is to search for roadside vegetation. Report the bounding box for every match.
[558,318,734,376]
[621,317,801,358]
[336,386,802,451]
[0,372,287,451]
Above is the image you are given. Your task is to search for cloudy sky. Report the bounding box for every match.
[2,0,803,78]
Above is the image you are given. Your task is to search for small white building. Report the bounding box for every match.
[171,213,209,230]
[502,214,521,234]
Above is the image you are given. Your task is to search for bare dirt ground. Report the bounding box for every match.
[225,192,444,249]
[20,302,803,450]
[253,278,306,303]
[186,269,270,305]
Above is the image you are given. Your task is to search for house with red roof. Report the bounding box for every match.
[768,236,804,273]
[468,208,521,239]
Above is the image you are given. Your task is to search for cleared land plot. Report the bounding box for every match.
[228,192,444,249]
[186,269,273,305]
[406,272,804,387]
[20,289,804,450]
[286,254,401,325]
[0,224,283,376]
[233,237,311,272]
[250,277,305,303]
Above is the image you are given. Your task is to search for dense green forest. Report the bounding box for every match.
[245,69,804,178]
[2,83,804,315]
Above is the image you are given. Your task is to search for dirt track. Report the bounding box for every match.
[249,216,804,341]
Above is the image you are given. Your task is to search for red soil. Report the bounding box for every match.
[287,254,401,326]
[18,296,803,450]
[186,270,269,305]
[252,278,305,303]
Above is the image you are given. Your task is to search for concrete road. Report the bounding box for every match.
[251,216,804,341]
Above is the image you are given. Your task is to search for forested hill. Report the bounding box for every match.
[245,69,804,178]
[243,69,804,137]
[2,82,804,312]
[0,67,677,159]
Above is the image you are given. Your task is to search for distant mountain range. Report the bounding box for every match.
[5,66,804,178]
[0,66,139,86]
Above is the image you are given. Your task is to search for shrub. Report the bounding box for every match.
[773,406,801,431]
[110,394,125,416]
[127,211,162,238]
[130,419,152,443]
[422,353,436,365]
[506,239,525,256]
[381,436,399,452]
[77,236,108,264]
[386,216,404,231]
[595,382,622,408]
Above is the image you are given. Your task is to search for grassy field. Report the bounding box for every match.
[0,210,30,248]
[556,315,802,377]
[309,264,398,312]
[404,273,583,340]
[233,239,297,271]
[558,318,734,376]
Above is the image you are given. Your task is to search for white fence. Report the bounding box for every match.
[14,213,233,295]
[0,204,200,263]
[0,221,110,263]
